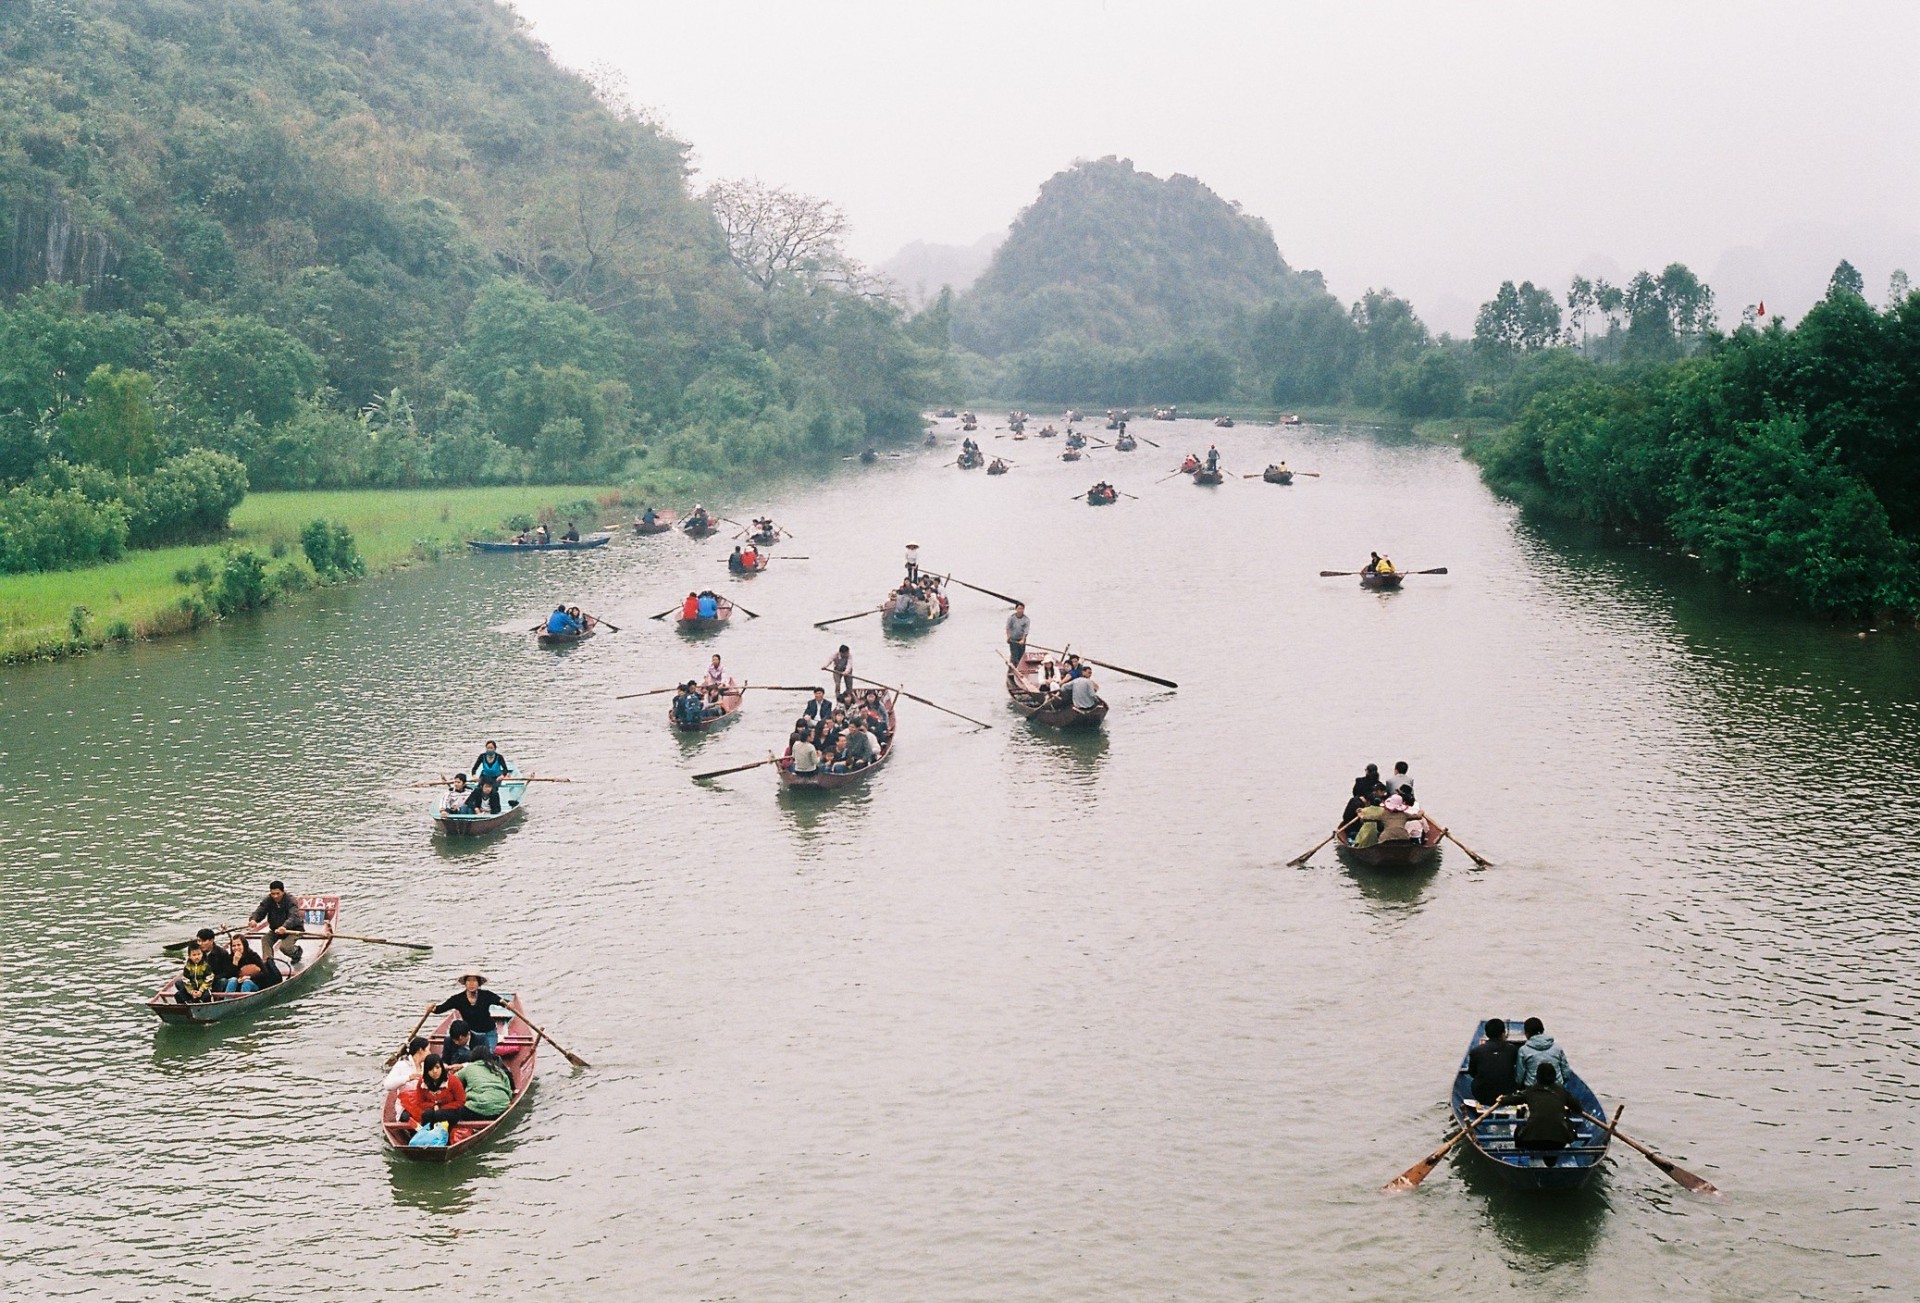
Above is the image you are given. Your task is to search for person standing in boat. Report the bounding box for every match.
[1204,445,1220,474]
[471,741,510,783]
[904,542,921,582]
[249,881,307,966]
[429,974,511,1055]
[1515,1017,1572,1089]
[1006,603,1031,665]
[1466,1018,1520,1105]
[823,644,853,698]
[704,654,729,691]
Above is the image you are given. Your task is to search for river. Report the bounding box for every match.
[3,417,1915,1301]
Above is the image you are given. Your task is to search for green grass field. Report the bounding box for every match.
[0,485,621,663]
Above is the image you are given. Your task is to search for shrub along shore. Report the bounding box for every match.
[0,483,645,664]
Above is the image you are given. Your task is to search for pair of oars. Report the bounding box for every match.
[385,1003,590,1069]
[1383,1101,1720,1197]
[527,610,620,633]
[1066,489,1140,502]
[649,599,763,620]
[1286,818,1492,867]
[1319,567,1449,577]
[164,926,430,954]
[814,574,1023,628]
[1242,470,1322,478]
[615,684,815,701]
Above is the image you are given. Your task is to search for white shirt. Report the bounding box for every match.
[382,1058,421,1092]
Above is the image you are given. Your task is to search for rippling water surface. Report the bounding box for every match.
[3,419,1916,1301]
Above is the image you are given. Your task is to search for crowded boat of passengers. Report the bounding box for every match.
[987,456,1009,474]
[957,437,985,468]
[1005,651,1108,729]
[1450,1017,1612,1189]
[1335,761,1442,865]
[779,686,898,781]
[745,516,786,546]
[150,883,340,1023]
[682,504,719,537]
[670,657,745,732]
[382,974,536,1159]
[1085,481,1118,506]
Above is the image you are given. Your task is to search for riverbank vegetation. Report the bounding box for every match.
[0,0,944,582]
[0,485,612,662]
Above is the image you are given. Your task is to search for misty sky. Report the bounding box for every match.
[513,0,1920,332]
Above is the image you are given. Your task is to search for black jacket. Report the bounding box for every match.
[434,989,509,1034]
[1515,1084,1576,1148]
[250,894,305,933]
[1467,1038,1520,1103]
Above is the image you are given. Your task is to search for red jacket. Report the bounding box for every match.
[681,595,700,619]
[401,1071,466,1120]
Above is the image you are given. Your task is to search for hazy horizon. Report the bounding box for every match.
[513,0,1920,332]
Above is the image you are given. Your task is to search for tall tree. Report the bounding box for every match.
[1828,259,1866,300]
[707,179,855,343]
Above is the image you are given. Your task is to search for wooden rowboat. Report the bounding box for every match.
[433,770,530,837]
[1192,467,1225,485]
[1450,1020,1612,1190]
[671,682,745,733]
[727,553,771,575]
[467,533,610,552]
[1005,655,1108,730]
[1084,487,1117,506]
[535,622,595,648]
[1360,571,1405,591]
[1262,466,1294,484]
[1336,818,1441,868]
[676,596,733,633]
[633,510,677,535]
[776,693,898,790]
[859,448,879,464]
[147,895,341,1024]
[987,459,1009,475]
[1114,435,1137,451]
[1060,448,1083,462]
[958,449,985,469]
[682,516,721,538]
[382,996,539,1162]
[1214,416,1235,427]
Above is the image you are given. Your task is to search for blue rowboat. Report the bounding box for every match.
[1450,1020,1613,1190]
[433,767,530,836]
[467,533,611,552]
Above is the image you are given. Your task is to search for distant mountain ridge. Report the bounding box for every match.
[951,156,1322,357]
[877,233,1002,309]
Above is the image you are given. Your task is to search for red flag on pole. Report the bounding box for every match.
[1758,300,1766,316]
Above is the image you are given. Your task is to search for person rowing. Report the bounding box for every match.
[1204,444,1220,474]
[249,879,307,966]
[640,505,659,527]
[546,605,581,637]
[428,973,510,1054]
[471,740,510,784]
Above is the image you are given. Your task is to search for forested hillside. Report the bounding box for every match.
[951,157,1323,402]
[0,0,940,574]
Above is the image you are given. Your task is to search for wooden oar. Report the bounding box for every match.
[1027,644,1177,690]
[1287,817,1359,867]
[730,601,762,618]
[648,605,680,620]
[814,606,883,628]
[849,673,993,731]
[1383,1097,1507,1193]
[693,755,780,782]
[312,930,432,951]
[1134,434,1160,448]
[1118,491,1141,500]
[515,776,574,783]
[512,1008,591,1068]
[615,686,677,700]
[1154,467,1189,483]
[162,926,246,953]
[385,1008,435,1067]
[1579,1110,1720,1196]
[945,575,1023,606]
[583,612,620,632]
[1434,822,1492,867]
[1318,567,1450,577]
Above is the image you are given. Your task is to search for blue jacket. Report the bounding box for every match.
[696,595,718,618]
[1516,1034,1572,1088]
[546,611,578,635]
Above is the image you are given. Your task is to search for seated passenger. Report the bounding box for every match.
[562,521,580,543]
[224,935,268,994]
[442,774,471,814]
[741,546,758,569]
[672,684,706,728]
[1070,672,1101,711]
[464,777,504,815]
[1514,1063,1577,1149]
[843,723,876,770]
[789,729,821,774]
[173,937,218,1004]
[399,1055,475,1138]
[696,591,719,620]
[640,507,658,526]
[1376,555,1397,575]
[546,605,578,636]
[728,547,745,574]
[382,1036,431,1092]
[1352,763,1382,798]
[1466,1018,1520,1104]
[1350,794,1388,847]
[681,592,701,620]
[442,1021,476,1065]
[453,1054,515,1119]
[1515,1017,1572,1089]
